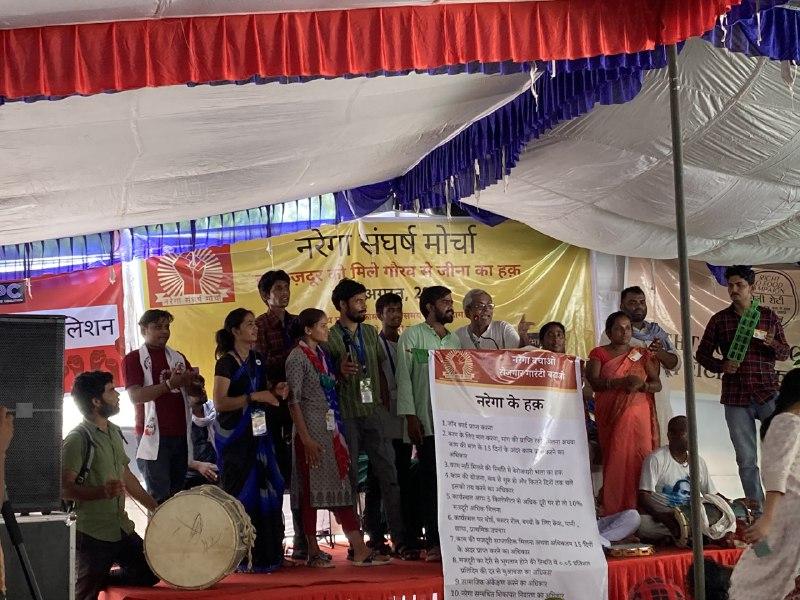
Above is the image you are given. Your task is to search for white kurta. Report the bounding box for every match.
[729,412,800,600]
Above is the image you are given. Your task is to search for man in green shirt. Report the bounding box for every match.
[395,285,461,562]
[325,278,413,557]
[62,371,159,600]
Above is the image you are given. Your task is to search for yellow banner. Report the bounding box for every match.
[142,219,595,380]
[627,258,800,395]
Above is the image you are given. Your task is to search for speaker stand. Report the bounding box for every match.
[1,497,44,600]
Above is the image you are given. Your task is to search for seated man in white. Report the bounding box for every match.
[637,415,717,544]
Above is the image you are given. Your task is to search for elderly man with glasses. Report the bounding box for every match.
[454,289,533,350]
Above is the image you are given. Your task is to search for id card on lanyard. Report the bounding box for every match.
[340,323,373,403]
[234,350,266,435]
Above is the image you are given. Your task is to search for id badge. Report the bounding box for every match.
[251,409,267,436]
[325,409,336,431]
[753,329,767,341]
[628,349,642,362]
[360,377,374,404]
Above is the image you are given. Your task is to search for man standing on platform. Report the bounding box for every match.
[454,288,533,349]
[600,286,681,440]
[363,293,422,555]
[396,285,461,562]
[325,279,413,559]
[63,371,159,600]
[696,265,789,514]
[124,309,204,504]
[253,270,309,558]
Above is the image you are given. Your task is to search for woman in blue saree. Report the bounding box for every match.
[212,308,289,572]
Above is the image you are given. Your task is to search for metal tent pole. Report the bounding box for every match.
[667,43,706,600]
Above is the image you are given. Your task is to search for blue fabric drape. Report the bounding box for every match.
[705,3,800,62]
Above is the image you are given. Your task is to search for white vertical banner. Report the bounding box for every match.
[431,349,607,600]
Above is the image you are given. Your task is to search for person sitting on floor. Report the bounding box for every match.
[637,416,716,545]
[184,399,219,490]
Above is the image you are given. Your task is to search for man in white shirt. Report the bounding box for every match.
[638,416,716,544]
[454,289,533,350]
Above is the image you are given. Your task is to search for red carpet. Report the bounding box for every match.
[102,545,742,600]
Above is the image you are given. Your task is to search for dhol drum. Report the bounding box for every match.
[144,485,256,590]
[673,494,737,548]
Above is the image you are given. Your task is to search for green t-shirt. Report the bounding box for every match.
[395,322,461,439]
[62,421,135,542]
[325,322,386,420]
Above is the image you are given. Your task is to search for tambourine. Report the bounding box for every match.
[607,543,655,558]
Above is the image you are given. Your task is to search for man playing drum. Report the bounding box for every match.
[637,416,729,546]
[63,371,159,600]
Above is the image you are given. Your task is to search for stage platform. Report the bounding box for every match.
[102,546,742,600]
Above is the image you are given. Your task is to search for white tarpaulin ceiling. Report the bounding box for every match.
[1,38,799,263]
[463,39,800,263]
[0,71,530,245]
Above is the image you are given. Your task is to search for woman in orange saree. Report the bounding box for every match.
[587,311,661,515]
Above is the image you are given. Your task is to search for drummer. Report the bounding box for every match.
[637,416,717,544]
[62,371,159,600]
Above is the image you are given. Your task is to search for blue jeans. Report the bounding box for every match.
[724,396,776,512]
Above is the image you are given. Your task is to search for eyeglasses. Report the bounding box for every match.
[474,303,495,312]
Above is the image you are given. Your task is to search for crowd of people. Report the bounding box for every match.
[56,265,800,600]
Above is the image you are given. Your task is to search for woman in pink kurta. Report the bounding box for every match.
[587,311,661,515]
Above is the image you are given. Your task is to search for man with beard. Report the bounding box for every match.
[63,371,159,600]
[454,289,533,349]
[123,310,204,504]
[697,265,789,514]
[600,286,680,440]
[396,285,461,562]
[325,279,414,559]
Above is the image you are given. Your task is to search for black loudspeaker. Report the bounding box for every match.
[0,515,73,600]
[0,314,65,513]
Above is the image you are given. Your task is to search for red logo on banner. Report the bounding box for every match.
[147,247,236,307]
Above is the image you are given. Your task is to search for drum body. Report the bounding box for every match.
[144,485,255,590]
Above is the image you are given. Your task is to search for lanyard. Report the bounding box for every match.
[379,332,396,375]
[233,349,259,393]
[338,322,368,374]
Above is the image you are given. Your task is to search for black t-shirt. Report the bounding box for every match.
[214,351,269,430]
[213,350,270,497]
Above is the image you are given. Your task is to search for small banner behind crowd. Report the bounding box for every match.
[0,264,126,391]
[627,258,800,395]
[430,349,606,600]
[142,219,594,381]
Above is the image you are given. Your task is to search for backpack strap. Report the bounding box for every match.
[73,423,96,486]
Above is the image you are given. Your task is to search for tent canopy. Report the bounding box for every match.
[2,0,799,266]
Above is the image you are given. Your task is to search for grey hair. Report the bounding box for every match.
[463,289,490,314]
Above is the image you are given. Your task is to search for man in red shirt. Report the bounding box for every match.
[254,270,309,557]
[696,265,790,514]
[123,309,204,504]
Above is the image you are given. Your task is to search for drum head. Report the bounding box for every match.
[145,490,244,589]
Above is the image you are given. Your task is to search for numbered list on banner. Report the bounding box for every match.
[430,349,607,600]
